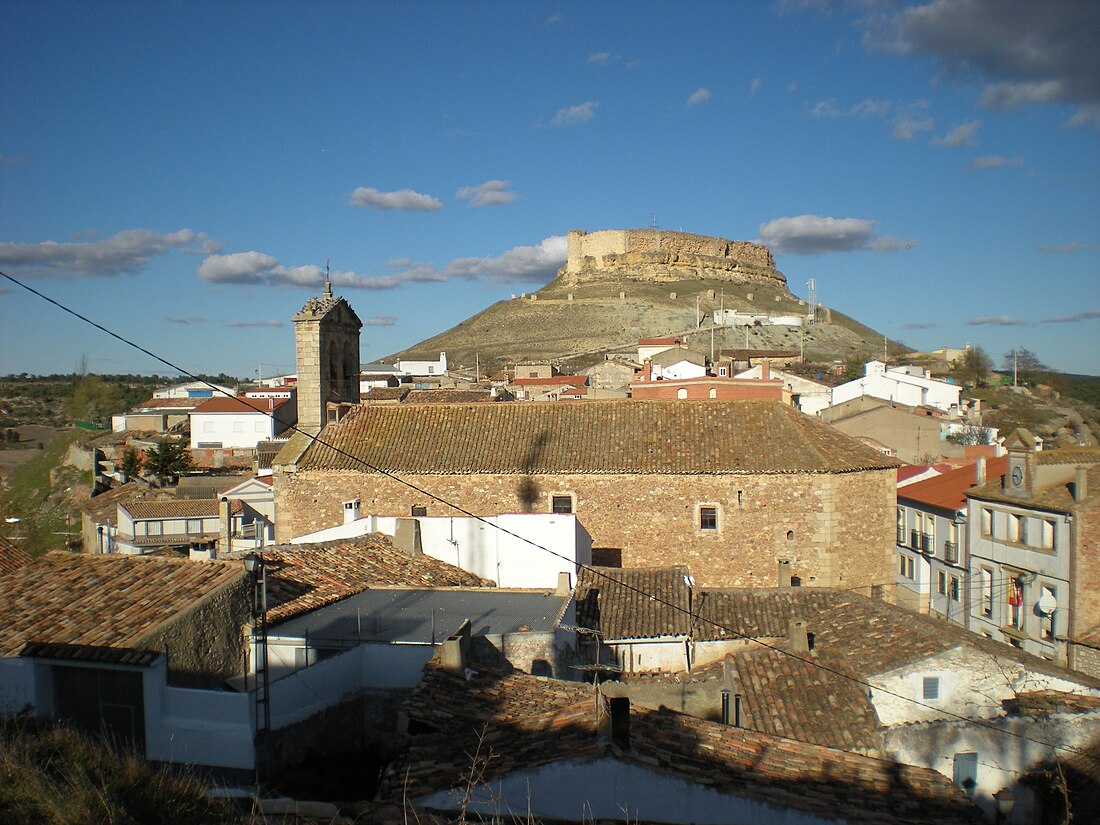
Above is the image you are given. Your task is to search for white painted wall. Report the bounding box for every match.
[869,645,1099,727]
[735,366,830,416]
[654,359,707,381]
[151,685,254,770]
[830,361,961,414]
[417,756,859,825]
[293,513,592,590]
[397,352,447,376]
[190,407,295,450]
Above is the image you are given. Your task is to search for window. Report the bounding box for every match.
[899,554,906,576]
[899,554,915,580]
[981,508,993,537]
[708,388,717,399]
[699,506,718,531]
[923,676,940,700]
[937,571,947,595]
[718,366,727,377]
[677,388,688,399]
[204,421,215,433]
[145,521,162,536]
[896,508,906,546]
[950,576,960,602]
[551,495,573,514]
[186,519,202,535]
[1041,519,1055,550]
[1008,575,1025,630]
[1041,586,1057,640]
[233,421,245,433]
[981,568,993,618]
[411,505,427,517]
[944,522,959,563]
[254,421,265,432]
[1010,514,1026,544]
[953,752,978,792]
[922,515,934,554]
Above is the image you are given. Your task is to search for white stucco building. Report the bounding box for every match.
[189,390,297,450]
[831,361,962,415]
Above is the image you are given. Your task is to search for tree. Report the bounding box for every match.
[951,346,991,388]
[945,425,995,446]
[64,376,124,426]
[143,438,191,487]
[1003,348,1048,386]
[119,447,143,481]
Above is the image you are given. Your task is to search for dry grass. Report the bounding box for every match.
[0,717,238,824]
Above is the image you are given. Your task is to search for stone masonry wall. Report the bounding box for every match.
[1072,485,1100,651]
[275,467,896,596]
[137,574,252,688]
[562,229,783,289]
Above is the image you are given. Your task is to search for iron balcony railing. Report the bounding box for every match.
[897,527,907,545]
[910,529,920,549]
[943,540,958,563]
[921,533,934,553]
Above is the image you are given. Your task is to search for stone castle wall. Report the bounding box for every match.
[562,228,785,289]
[274,466,896,596]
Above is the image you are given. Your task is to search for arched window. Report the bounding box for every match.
[708,388,717,399]
[677,388,688,399]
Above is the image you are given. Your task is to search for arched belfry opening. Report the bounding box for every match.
[293,280,363,433]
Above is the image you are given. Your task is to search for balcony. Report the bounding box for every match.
[897,527,906,545]
[921,533,934,554]
[910,529,920,550]
[943,540,957,563]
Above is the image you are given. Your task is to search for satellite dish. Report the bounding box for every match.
[1037,588,1057,617]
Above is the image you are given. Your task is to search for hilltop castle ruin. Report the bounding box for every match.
[559,228,786,290]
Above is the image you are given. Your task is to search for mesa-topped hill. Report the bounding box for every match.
[391,228,901,371]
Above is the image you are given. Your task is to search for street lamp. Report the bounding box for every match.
[993,787,1015,824]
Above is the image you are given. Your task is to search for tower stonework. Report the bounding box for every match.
[293,282,363,433]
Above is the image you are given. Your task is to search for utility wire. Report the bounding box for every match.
[2,268,1092,762]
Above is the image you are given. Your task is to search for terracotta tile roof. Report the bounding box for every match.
[1008,690,1100,715]
[236,536,496,626]
[1038,447,1100,466]
[361,386,411,402]
[403,389,497,404]
[289,400,900,475]
[898,457,1008,512]
[687,648,883,753]
[575,566,692,639]
[0,552,244,656]
[722,349,800,359]
[638,337,682,345]
[80,483,174,524]
[649,347,706,367]
[121,498,243,520]
[130,397,207,411]
[0,535,32,575]
[382,665,982,824]
[191,395,291,415]
[512,375,588,387]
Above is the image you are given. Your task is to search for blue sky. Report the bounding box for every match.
[1,0,1097,378]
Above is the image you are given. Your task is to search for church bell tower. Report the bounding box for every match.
[293,279,363,433]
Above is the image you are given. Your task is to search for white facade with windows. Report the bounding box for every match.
[831,360,962,415]
[189,393,297,450]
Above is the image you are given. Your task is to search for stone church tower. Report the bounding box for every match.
[293,281,362,433]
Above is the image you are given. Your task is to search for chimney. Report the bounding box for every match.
[440,619,472,676]
[975,457,987,486]
[393,517,423,557]
[777,559,792,588]
[343,498,361,524]
[642,359,652,382]
[556,571,573,596]
[788,619,810,654]
[608,696,630,749]
[760,361,770,381]
[1074,466,1089,503]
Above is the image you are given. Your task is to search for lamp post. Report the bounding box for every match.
[993,787,1015,824]
[243,553,270,735]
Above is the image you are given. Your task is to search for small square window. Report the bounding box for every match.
[937,571,947,595]
[923,676,940,700]
[551,495,573,514]
[699,506,718,531]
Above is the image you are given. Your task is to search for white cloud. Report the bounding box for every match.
[966,315,1026,327]
[1037,242,1100,254]
[758,215,912,255]
[901,322,939,330]
[441,235,568,284]
[811,97,893,119]
[195,235,568,291]
[0,228,203,279]
[348,187,443,211]
[588,52,611,65]
[749,78,763,95]
[364,315,397,326]
[1044,309,1100,323]
[552,101,598,126]
[969,155,1024,169]
[687,88,712,107]
[165,316,208,325]
[811,99,840,117]
[456,179,517,207]
[866,0,1100,130]
[893,116,934,139]
[933,120,980,146]
[1065,105,1100,130]
[225,320,283,329]
[198,251,279,284]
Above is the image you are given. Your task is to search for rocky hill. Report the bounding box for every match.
[391,228,904,372]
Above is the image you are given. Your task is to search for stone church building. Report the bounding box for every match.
[274,284,899,593]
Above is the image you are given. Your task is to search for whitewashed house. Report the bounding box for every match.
[396,352,447,376]
[831,361,962,415]
[153,380,236,399]
[189,390,296,450]
[735,365,831,415]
